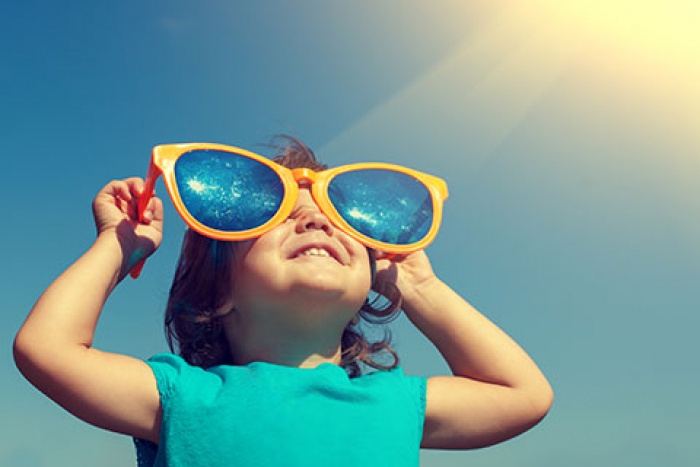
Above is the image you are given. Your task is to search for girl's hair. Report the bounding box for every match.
[164,136,402,377]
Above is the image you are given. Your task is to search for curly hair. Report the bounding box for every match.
[164,136,402,377]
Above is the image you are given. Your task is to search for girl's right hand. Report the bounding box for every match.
[15,176,166,444]
[92,178,164,276]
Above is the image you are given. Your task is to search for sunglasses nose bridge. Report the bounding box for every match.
[290,168,318,188]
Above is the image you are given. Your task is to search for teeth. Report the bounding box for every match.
[300,247,331,257]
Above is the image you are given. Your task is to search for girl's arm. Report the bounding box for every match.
[376,251,553,449]
[13,178,163,443]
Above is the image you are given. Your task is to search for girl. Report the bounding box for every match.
[14,138,553,466]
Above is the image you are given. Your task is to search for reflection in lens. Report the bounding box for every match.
[328,169,433,245]
[174,150,284,231]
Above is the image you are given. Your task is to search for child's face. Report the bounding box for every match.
[226,188,373,329]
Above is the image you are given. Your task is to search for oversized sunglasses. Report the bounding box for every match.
[131,143,448,277]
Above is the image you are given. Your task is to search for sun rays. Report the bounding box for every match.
[322,1,699,169]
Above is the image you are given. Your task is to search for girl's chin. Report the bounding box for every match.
[288,280,367,306]
[288,281,351,300]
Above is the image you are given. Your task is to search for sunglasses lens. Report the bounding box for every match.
[328,169,433,245]
[174,149,284,231]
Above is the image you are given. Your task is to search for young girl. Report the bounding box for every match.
[14,137,552,466]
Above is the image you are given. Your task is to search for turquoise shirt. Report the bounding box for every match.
[135,353,427,466]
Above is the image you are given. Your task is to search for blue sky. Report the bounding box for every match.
[2,1,699,466]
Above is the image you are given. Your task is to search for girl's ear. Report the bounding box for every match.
[215,298,236,317]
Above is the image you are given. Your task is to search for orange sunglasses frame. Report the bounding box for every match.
[132,143,448,277]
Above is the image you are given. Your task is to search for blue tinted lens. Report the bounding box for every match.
[174,149,284,231]
[328,169,433,245]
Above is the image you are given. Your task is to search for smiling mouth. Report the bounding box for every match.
[298,247,332,258]
[292,245,343,264]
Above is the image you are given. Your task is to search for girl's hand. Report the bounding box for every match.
[374,250,438,307]
[377,248,553,449]
[92,178,164,277]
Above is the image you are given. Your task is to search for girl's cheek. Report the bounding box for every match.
[338,232,367,258]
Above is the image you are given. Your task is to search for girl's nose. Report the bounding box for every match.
[295,208,334,235]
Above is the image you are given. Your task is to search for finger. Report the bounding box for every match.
[374,250,393,261]
[112,182,143,220]
[150,196,164,220]
[123,177,146,197]
[376,251,403,262]
[123,178,156,219]
[128,177,157,207]
[141,197,163,224]
[107,179,135,204]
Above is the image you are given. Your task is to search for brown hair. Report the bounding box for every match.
[164,136,401,377]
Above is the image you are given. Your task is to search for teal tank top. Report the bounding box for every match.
[135,353,427,466]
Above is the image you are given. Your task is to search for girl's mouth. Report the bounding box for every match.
[298,247,332,258]
[291,244,344,264]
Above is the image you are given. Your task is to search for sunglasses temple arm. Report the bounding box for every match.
[129,164,158,279]
[129,259,146,279]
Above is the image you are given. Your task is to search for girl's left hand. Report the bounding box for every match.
[374,250,438,305]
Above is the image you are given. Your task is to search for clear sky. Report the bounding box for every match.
[2,1,699,466]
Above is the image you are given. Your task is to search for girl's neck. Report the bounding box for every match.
[234,348,343,369]
[223,312,346,368]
